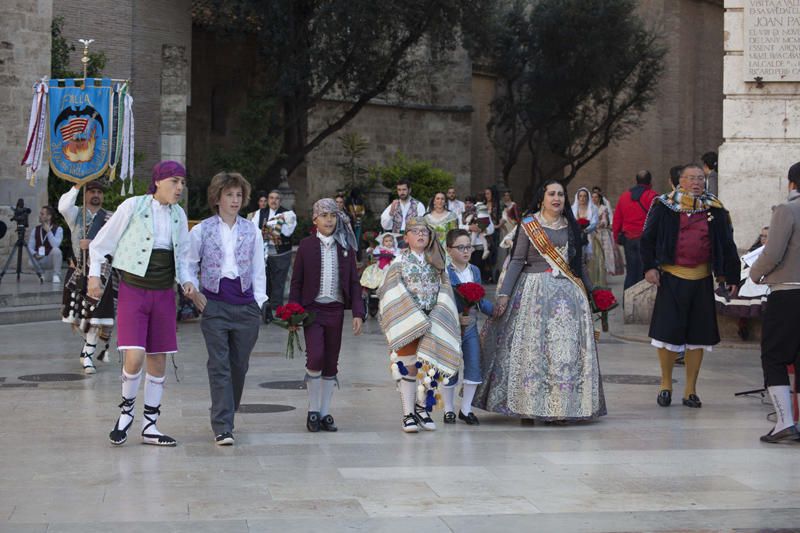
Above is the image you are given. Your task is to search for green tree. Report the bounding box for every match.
[192,0,492,189]
[487,0,666,195]
[369,153,454,208]
[336,132,369,191]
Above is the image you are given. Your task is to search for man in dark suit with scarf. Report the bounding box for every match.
[641,164,739,409]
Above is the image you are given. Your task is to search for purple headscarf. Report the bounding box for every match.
[148,160,186,194]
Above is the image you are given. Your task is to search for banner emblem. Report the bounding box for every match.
[48,79,112,184]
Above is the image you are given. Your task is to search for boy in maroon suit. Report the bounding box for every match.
[289,198,364,432]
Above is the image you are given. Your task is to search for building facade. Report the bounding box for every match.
[2,0,729,234]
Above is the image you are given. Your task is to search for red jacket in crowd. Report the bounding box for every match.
[612,184,659,243]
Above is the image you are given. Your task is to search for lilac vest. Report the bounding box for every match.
[199,216,256,294]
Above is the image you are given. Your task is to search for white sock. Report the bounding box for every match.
[320,377,336,417]
[306,370,322,412]
[117,369,141,430]
[768,385,794,432]
[400,378,417,415]
[461,383,478,415]
[142,374,166,436]
[441,385,456,413]
[83,329,99,357]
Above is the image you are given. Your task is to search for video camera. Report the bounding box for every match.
[10,198,31,228]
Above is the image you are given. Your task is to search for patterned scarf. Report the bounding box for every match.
[657,187,725,214]
[312,198,358,251]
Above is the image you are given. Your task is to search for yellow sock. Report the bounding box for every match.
[657,348,676,391]
[684,348,704,398]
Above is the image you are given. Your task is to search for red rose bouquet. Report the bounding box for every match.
[590,288,618,332]
[272,303,315,359]
[455,282,486,316]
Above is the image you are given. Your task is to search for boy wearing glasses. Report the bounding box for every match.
[377,217,461,433]
[444,229,493,425]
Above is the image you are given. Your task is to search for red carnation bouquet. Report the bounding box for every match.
[272,303,315,359]
[590,288,618,332]
[455,282,486,316]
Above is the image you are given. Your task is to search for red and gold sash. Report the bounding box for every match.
[521,216,586,294]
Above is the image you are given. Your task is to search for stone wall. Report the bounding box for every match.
[186,29,263,185]
[720,0,800,243]
[54,0,193,175]
[0,0,52,256]
[302,46,476,215]
[302,103,473,214]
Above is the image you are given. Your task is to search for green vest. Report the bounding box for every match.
[112,195,186,283]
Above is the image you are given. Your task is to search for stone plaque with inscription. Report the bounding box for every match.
[744,0,800,81]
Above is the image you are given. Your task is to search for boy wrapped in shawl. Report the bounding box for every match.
[377,216,461,433]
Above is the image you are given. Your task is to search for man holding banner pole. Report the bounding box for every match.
[59,180,116,374]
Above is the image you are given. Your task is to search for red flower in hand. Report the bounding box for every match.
[577,217,590,229]
[273,303,315,359]
[456,282,485,305]
[591,289,617,311]
[456,282,485,317]
[275,302,306,321]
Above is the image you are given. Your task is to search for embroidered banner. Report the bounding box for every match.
[48,78,113,184]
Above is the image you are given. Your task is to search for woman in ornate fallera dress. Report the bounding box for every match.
[588,189,623,286]
[425,191,460,252]
[473,180,607,423]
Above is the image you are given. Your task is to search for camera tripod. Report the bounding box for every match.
[0,224,43,284]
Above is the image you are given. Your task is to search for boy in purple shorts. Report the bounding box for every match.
[289,198,364,432]
[185,172,269,445]
[89,160,192,446]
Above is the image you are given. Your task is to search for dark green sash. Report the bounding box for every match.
[120,250,175,290]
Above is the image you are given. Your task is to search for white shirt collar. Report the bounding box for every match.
[317,231,335,246]
[410,250,425,262]
[151,197,171,210]
[217,214,238,230]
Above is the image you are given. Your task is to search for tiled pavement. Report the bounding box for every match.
[0,293,798,532]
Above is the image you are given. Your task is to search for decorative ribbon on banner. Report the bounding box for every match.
[21,80,49,186]
[120,92,135,195]
[108,82,123,183]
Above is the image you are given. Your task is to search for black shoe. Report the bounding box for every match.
[306,411,320,432]
[413,405,436,431]
[141,405,177,446]
[443,411,456,424]
[760,425,800,443]
[402,413,419,433]
[682,394,702,408]
[320,414,338,432]
[657,390,672,407]
[215,432,235,446]
[520,418,535,426]
[109,397,135,445]
[458,411,480,425]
